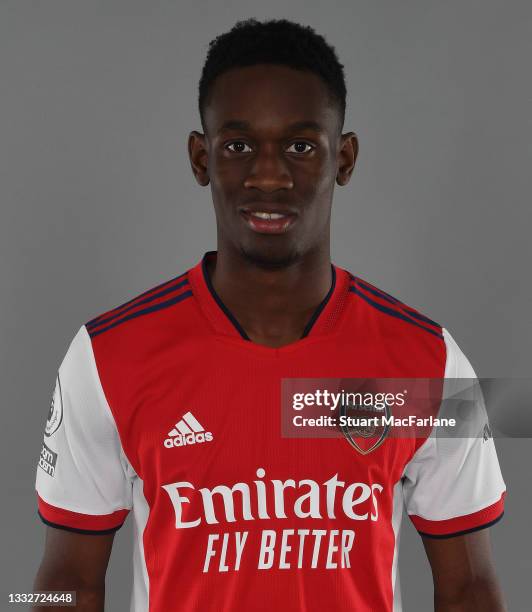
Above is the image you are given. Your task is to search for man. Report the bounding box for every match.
[33,19,506,612]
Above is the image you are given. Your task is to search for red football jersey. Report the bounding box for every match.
[36,251,505,611]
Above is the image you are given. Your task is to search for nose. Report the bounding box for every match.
[243,144,294,192]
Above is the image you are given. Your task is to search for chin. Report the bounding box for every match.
[239,244,301,270]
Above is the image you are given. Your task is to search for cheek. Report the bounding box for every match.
[210,159,245,199]
[295,158,336,202]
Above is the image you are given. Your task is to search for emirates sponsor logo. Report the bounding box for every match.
[162,467,383,529]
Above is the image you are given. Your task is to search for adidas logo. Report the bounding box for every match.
[164,411,213,448]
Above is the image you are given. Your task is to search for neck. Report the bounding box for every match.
[207,244,332,348]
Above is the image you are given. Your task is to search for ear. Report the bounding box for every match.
[188,131,210,186]
[336,132,359,186]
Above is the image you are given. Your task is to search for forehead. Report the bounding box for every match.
[203,64,340,135]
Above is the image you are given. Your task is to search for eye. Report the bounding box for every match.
[226,141,253,153]
[286,142,314,154]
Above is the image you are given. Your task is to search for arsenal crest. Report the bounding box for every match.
[339,400,391,455]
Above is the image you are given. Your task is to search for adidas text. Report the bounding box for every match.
[164,431,214,448]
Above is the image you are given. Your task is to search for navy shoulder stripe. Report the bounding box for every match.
[354,277,440,328]
[87,277,190,332]
[349,273,401,305]
[87,271,192,338]
[348,278,442,340]
[87,271,188,328]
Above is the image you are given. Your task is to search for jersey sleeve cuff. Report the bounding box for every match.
[37,494,129,535]
[410,491,506,539]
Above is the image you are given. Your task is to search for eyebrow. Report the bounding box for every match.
[219,120,324,133]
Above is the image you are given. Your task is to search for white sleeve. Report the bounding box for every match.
[402,327,506,537]
[35,326,133,533]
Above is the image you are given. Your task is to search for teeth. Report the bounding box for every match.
[250,212,287,220]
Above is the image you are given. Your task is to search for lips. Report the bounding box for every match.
[239,208,298,235]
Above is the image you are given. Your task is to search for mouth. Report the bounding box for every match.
[239,208,298,235]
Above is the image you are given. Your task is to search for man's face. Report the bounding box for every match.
[189,64,357,268]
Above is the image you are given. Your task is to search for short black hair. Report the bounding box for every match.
[198,19,347,129]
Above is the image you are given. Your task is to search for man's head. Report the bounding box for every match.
[189,19,358,269]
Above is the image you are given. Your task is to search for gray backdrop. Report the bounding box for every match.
[1,1,530,610]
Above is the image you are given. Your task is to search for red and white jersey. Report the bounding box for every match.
[36,251,506,612]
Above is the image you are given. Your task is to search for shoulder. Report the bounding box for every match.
[345,270,444,342]
[84,268,194,345]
